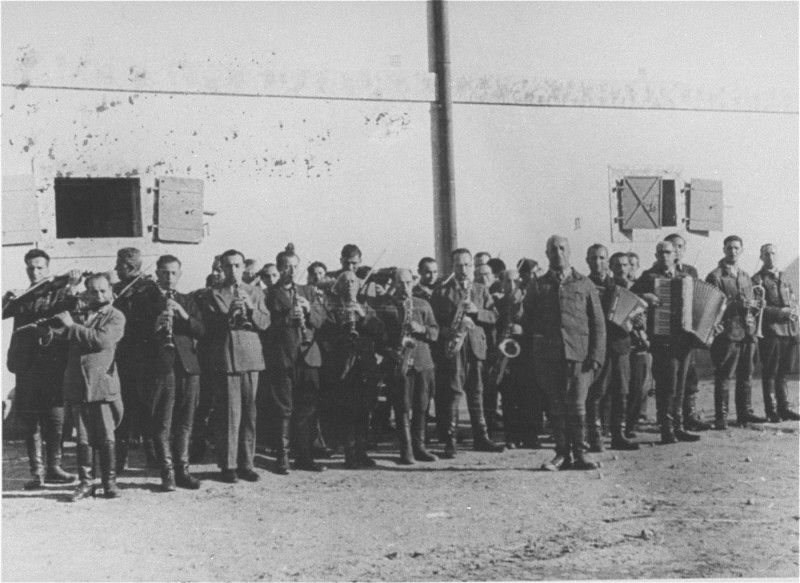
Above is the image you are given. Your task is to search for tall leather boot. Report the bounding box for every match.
[355,417,376,468]
[70,444,94,502]
[569,415,599,470]
[468,402,504,453]
[776,378,800,420]
[273,418,291,475]
[115,439,129,474]
[610,393,639,450]
[144,437,159,469]
[672,394,700,442]
[295,416,325,472]
[99,441,120,498]
[737,379,767,424]
[762,378,779,422]
[173,431,200,489]
[154,436,175,492]
[660,409,677,444]
[440,400,459,459]
[714,380,729,430]
[411,411,437,462]
[540,416,569,471]
[683,392,712,431]
[24,431,45,490]
[397,413,415,465]
[44,425,76,484]
[585,397,605,453]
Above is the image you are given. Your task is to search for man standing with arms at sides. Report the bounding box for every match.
[414,257,439,302]
[626,250,652,430]
[431,248,504,458]
[706,235,768,429]
[59,273,126,501]
[521,236,605,471]
[632,241,701,444]
[378,268,440,464]
[113,247,162,472]
[664,233,711,432]
[3,250,80,489]
[200,249,271,483]
[584,245,640,452]
[150,255,205,491]
[752,244,800,422]
[263,244,327,474]
[474,262,501,433]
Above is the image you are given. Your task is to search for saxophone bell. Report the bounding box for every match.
[497,337,521,359]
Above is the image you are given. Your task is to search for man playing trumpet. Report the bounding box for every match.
[149,255,206,491]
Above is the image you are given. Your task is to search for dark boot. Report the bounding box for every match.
[342,424,359,469]
[540,416,569,471]
[144,438,159,469]
[737,378,768,424]
[683,393,711,431]
[411,411,437,462]
[569,416,599,470]
[660,411,677,444]
[440,401,459,459]
[115,440,129,474]
[610,394,639,450]
[153,436,175,491]
[173,430,200,489]
[273,419,291,475]
[762,378,779,422]
[673,396,700,442]
[586,395,605,453]
[295,417,326,472]
[160,469,177,492]
[397,414,415,465]
[23,432,45,490]
[43,420,76,483]
[714,381,729,430]
[355,419,375,468]
[775,378,800,421]
[469,405,504,453]
[99,441,120,498]
[70,444,94,502]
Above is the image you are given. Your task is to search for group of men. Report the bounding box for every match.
[4,232,798,500]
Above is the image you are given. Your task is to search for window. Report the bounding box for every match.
[54,177,141,238]
[616,176,677,230]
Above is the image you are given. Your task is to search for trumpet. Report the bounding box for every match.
[749,284,766,339]
[229,283,254,331]
[398,296,417,377]
[157,289,176,352]
[444,280,473,359]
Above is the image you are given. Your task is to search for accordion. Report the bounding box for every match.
[606,286,648,333]
[652,277,728,347]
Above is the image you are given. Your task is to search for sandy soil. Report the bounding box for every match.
[3,378,799,582]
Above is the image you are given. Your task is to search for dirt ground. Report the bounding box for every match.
[2,378,799,582]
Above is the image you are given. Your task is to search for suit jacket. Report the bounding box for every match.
[521,268,606,364]
[752,269,799,339]
[375,294,439,372]
[63,306,126,403]
[263,283,326,368]
[155,289,205,375]
[317,300,386,383]
[200,282,270,373]
[431,279,497,361]
[113,275,162,364]
[706,261,757,341]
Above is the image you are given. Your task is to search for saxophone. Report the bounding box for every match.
[398,296,417,376]
[444,280,473,359]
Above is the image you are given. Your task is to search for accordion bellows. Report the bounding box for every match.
[607,286,648,333]
[652,277,728,347]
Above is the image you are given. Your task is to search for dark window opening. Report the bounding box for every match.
[661,179,677,227]
[55,177,141,238]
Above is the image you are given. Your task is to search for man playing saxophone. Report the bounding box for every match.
[431,248,504,458]
[149,254,206,491]
[377,268,440,465]
[751,243,800,422]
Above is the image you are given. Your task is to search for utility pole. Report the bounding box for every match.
[428,0,457,273]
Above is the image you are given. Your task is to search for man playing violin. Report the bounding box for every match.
[149,255,206,491]
[112,247,162,472]
[2,249,82,490]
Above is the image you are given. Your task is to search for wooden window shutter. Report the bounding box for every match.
[618,176,662,230]
[686,179,723,232]
[155,177,204,243]
[2,175,41,245]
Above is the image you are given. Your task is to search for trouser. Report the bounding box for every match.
[191,372,216,452]
[19,407,65,476]
[534,357,594,454]
[150,370,200,472]
[270,364,319,461]
[116,357,154,447]
[482,351,501,430]
[434,364,449,441]
[758,336,799,415]
[391,367,434,440]
[439,348,488,442]
[503,356,546,444]
[651,342,692,432]
[626,350,651,432]
[212,371,259,471]
[69,401,123,448]
[586,349,630,439]
[681,351,699,412]
[337,365,378,452]
[710,337,756,420]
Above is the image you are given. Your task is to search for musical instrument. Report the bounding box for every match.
[157,289,176,351]
[4,268,94,309]
[444,280,473,359]
[113,262,157,304]
[344,302,360,341]
[486,294,522,387]
[228,283,254,331]
[607,286,648,333]
[13,295,111,332]
[750,284,766,339]
[398,296,417,376]
[290,283,314,346]
[652,276,727,347]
